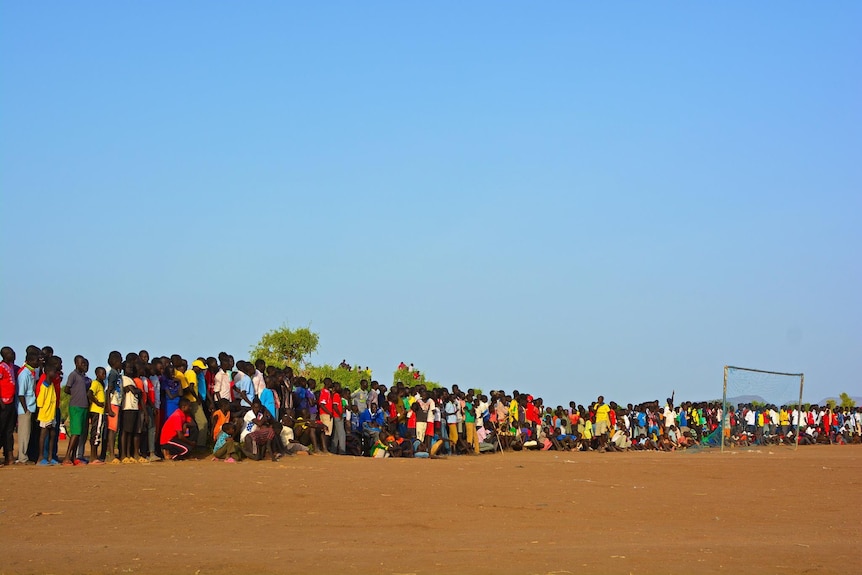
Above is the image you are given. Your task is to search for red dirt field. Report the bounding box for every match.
[0,446,859,575]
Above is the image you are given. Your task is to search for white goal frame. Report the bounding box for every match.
[721,365,804,451]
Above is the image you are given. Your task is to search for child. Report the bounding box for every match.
[36,364,59,465]
[120,362,146,464]
[62,355,91,466]
[211,399,232,443]
[212,422,240,462]
[104,351,124,463]
[88,367,107,464]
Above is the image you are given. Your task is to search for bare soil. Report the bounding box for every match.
[0,446,859,575]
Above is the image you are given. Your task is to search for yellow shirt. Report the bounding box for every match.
[595,403,611,423]
[176,370,196,403]
[37,383,57,423]
[779,409,790,426]
[89,380,106,414]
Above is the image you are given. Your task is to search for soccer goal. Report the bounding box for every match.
[720,365,804,451]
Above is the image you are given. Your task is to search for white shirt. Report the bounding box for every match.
[253,370,266,396]
[213,369,232,401]
[475,400,489,428]
[663,407,675,428]
[241,410,258,441]
[121,376,139,411]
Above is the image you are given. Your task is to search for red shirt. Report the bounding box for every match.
[526,402,540,425]
[0,362,16,404]
[331,392,343,417]
[160,409,186,444]
[205,370,215,397]
[319,388,332,416]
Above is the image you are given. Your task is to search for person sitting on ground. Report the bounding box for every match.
[212,422,240,462]
[610,426,632,451]
[278,413,310,456]
[359,402,386,451]
[294,408,326,454]
[387,430,413,458]
[240,399,279,461]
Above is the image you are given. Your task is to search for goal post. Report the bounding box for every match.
[721,365,804,451]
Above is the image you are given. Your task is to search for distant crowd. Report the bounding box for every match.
[0,345,859,466]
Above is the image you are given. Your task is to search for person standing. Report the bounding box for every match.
[0,347,18,465]
[317,378,333,454]
[464,393,479,454]
[330,383,346,455]
[593,395,611,452]
[62,355,92,465]
[16,349,40,464]
[185,359,209,447]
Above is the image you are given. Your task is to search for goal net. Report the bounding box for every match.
[720,365,804,450]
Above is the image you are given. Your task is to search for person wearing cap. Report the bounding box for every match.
[185,358,209,447]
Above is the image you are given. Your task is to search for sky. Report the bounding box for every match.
[1,2,860,407]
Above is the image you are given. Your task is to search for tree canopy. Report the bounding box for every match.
[249,324,319,369]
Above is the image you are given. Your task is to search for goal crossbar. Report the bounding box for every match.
[725,366,803,377]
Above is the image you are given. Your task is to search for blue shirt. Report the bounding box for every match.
[235,374,255,407]
[213,431,230,453]
[17,365,37,414]
[359,408,385,430]
[259,388,276,419]
[197,371,207,401]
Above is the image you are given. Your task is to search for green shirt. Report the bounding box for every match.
[464,401,476,424]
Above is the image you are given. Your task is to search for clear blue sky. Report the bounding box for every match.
[1,2,859,407]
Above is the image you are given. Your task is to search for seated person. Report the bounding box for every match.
[610,427,632,451]
[240,399,280,461]
[359,402,386,449]
[278,413,310,456]
[387,430,413,458]
[293,408,327,454]
[212,422,241,462]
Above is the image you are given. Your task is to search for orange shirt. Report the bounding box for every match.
[212,410,230,441]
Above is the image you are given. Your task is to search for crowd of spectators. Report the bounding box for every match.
[0,345,858,467]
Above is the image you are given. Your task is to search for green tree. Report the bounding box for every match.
[826,398,837,410]
[303,364,372,393]
[250,324,319,370]
[839,392,856,409]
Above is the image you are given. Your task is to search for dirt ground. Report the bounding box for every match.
[0,445,859,575]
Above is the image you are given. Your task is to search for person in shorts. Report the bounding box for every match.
[36,364,59,465]
[63,355,92,465]
[88,367,107,464]
[120,361,144,464]
[593,396,611,452]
